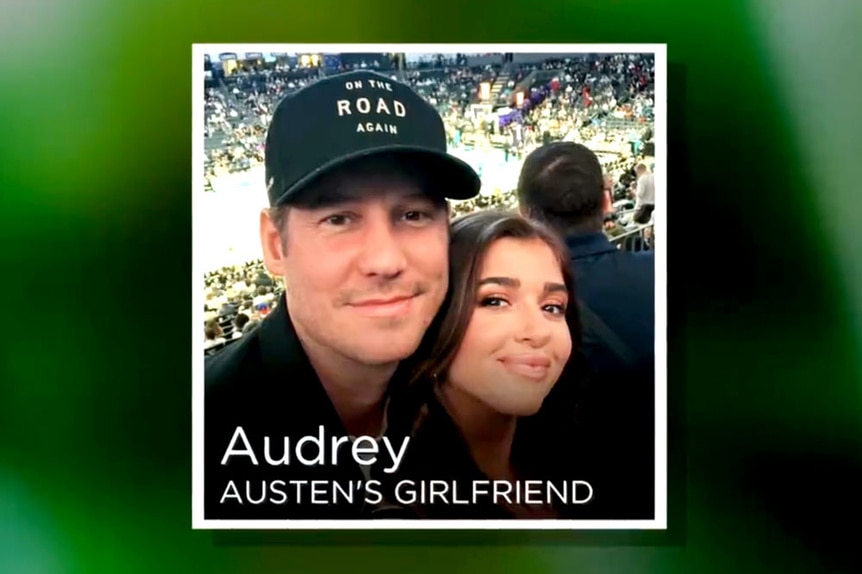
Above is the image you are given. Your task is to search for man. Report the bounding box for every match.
[602,172,615,205]
[601,172,625,238]
[628,128,642,157]
[204,70,481,520]
[633,162,655,224]
[516,142,654,519]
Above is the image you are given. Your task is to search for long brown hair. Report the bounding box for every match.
[392,210,586,449]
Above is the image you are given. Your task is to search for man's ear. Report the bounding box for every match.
[260,208,286,277]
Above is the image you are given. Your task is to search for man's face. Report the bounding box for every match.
[262,171,450,367]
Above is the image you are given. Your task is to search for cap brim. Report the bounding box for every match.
[276,145,482,205]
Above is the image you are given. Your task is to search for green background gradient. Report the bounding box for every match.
[1,0,860,572]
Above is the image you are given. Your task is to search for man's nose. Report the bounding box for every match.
[355,214,407,279]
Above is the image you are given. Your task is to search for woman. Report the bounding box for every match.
[381,210,589,519]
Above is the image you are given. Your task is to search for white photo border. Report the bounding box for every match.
[192,43,668,530]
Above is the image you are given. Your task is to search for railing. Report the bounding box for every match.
[599,116,643,130]
[609,222,654,252]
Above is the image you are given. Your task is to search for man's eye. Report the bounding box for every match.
[322,214,353,226]
[402,210,432,223]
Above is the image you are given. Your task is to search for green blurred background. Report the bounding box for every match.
[1,0,860,572]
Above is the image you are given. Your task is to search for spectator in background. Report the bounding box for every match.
[254,271,273,288]
[218,295,239,318]
[517,141,654,518]
[603,213,626,238]
[232,313,250,338]
[204,305,218,324]
[252,285,274,308]
[633,162,655,224]
[239,298,253,314]
[204,319,226,350]
[602,173,615,199]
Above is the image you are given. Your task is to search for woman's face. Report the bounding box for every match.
[445,237,573,417]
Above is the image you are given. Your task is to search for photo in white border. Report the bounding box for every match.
[192,43,667,530]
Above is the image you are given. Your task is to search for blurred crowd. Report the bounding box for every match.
[202,53,656,349]
[203,263,283,353]
[204,53,653,179]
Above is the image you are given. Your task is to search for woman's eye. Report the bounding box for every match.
[543,303,567,315]
[480,296,509,308]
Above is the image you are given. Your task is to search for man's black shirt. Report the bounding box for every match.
[204,296,405,520]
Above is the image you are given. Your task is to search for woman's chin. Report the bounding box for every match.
[494,400,544,418]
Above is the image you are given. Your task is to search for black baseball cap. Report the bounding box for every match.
[264,70,481,206]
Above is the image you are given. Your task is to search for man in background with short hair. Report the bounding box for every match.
[517,141,655,519]
[633,162,655,224]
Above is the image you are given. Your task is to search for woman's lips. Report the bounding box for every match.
[498,354,552,380]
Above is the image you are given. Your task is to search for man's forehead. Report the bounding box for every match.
[291,171,439,209]
[337,175,429,199]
